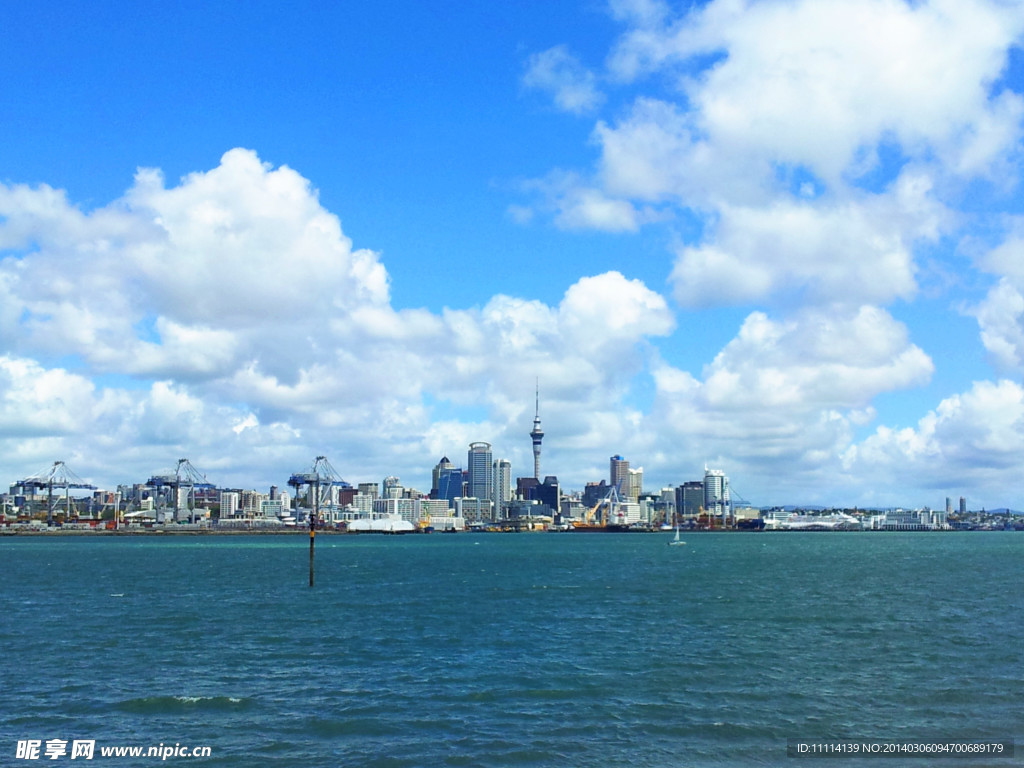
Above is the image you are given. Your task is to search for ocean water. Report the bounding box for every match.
[1,532,1021,767]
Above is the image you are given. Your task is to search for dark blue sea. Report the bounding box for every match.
[1,532,1021,767]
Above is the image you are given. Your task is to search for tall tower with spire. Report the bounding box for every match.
[530,380,544,479]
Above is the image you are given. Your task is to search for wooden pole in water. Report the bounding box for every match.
[309,523,315,587]
[309,475,319,587]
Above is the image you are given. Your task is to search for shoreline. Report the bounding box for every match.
[1,526,1017,536]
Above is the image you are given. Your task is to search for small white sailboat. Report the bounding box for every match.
[668,523,686,546]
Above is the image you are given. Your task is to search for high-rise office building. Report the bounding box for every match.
[437,467,464,508]
[610,455,629,492]
[492,458,511,516]
[382,476,403,499]
[677,481,704,518]
[516,476,540,501]
[431,456,454,496]
[530,382,544,479]
[467,442,493,502]
[583,480,609,509]
[624,466,643,501]
[704,467,730,523]
[530,475,560,516]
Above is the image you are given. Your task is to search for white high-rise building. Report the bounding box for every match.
[704,467,730,523]
[220,491,239,519]
[625,467,643,501]
[492,458,511,517]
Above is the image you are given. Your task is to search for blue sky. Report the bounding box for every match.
[1,0,1023,509]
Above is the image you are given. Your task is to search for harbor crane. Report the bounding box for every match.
[147,458,213,523]
[576,484,627,529]
[21,461,97,525]
[287,455,350,528]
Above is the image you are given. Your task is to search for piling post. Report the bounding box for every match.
[309,516,315,587]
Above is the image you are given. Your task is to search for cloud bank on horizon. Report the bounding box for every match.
[1,0,1023,509]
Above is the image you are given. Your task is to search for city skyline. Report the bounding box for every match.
[0,2,1023,509]
[5,447,988,516]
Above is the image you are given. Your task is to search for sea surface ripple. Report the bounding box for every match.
[1,532,1021,767]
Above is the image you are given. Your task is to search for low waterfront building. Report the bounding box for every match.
[641,491,674,526]
[869,509,950,531]
[455,496,493,523]
[373,497,420,525]
[506,498,550,520]
[216,516,288,530]
[529,476,560,516]
[560,496,585,522]
[764,510,861,530]
[419,498,464,530]
[260,499,286,519]
[733,506,761,522]
[346,513,416,533]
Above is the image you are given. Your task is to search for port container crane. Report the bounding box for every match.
[21,461,97,525]
[288,455,350,528]
[146,458,213,523]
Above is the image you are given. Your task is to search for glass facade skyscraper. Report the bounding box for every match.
[431,456,454,497]
[437,466,464,508]
[467,442,493,502]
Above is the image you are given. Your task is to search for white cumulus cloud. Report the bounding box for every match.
[523,44,605,115]
[844,380,1024,499]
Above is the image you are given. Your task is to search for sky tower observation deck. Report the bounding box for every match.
[530,383,544,479]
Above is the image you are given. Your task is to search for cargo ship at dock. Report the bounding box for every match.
[571,522,648,532]
[570,486,653,531]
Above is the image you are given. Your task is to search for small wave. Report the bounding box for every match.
[308,716,397,738]
[115,695,249,714]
